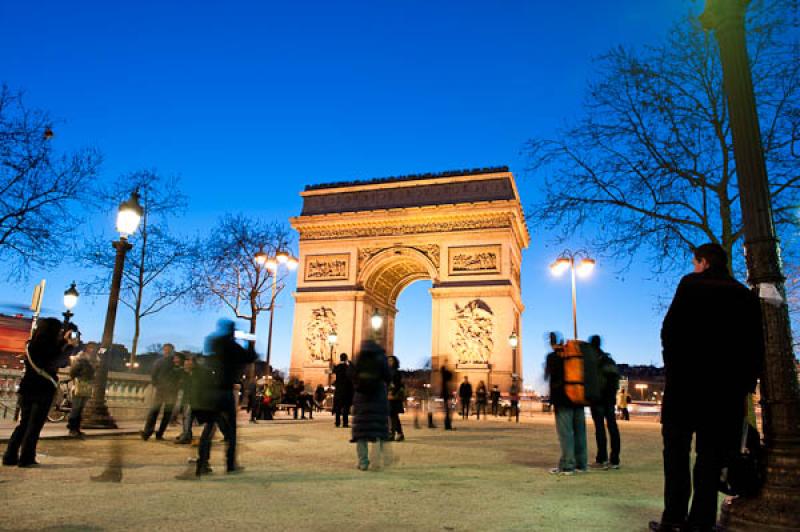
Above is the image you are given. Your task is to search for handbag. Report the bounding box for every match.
[719,419,765,497]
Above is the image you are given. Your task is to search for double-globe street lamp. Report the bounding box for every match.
[254,249,298,373]
[84,191,143,428]
[62,282,79,325]
[549,250,595,340]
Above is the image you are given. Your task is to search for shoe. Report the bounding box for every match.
[575,467,589,474]
[196,463,213,476]
[548,467,574,476]
[69,430,85,440]
[388,434,396,441]
[174,438,191,445]
[3,456,19,466]
[357,463,369,471]
[139,431,150,441]
[226,465,245,474]
[155,434,164,441]
[18,461,41,468]
[590,462,609,470]
[609,463,621,470]
[395,434,405,442]
[647,521,683,532]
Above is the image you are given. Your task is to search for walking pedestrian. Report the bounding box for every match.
[617,388,630,421]
[545,332,587,475]
[3,318,77,467]
[175,356,196,444]
[508,377,521,423]
[333,353,354,428]
[475,381,488,420]
[181,319,256,478]
[440,363,454,430]
[649,244,763,532]
[490,384,501,416]
[458,376,472,420]
[387,355,405,441]
[141,344,183,441]
[67,341,97,438]
[587,335,621,470]
[351,340,392,471]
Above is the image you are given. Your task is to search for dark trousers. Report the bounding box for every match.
[443,399,452,430]
[4,395,52,465]
[509,400,519,422]
[67,395,89,432]
[142,401,175,438]
[335,405,350,427]
[460,399,470,419]
[590,404,620,465]
[301,402,312,419]
[198,399,237,471]
[476,401,487,419]
[661,422,736,528]
[249,398,261,421]
[491,401,499,416]
[390,411,403,436]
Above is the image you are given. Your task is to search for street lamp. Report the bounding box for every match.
[370,309,383,342]
[84,190,143,428]
[254,248,298,372]
[634,383,648,401]
[327,331,338,385]
[62,282,79,324]
[508,331,519,378]
[550,250,595,339]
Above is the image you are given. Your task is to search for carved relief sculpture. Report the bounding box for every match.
[298,214,512,241]
[358,244,440,273]
[451,299,494,364]
[305,307,337,363]
[448,245,502,275]
[304,253,350,282]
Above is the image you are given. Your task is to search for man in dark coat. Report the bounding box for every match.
[440,363,454,430]
[141,344,183,441]
[458,376,473,420]
[650,244,763,532]
[184,320,256,477]
[490,384,501,416]
[588,335,621,469]
[351,341,391,471]
[333,353,354,428]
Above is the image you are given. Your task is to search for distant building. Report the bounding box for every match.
[0,314,32,369]
[618,364,665,401]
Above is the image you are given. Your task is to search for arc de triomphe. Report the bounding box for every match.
[288,167,529,391]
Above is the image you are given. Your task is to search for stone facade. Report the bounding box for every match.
[288,168,529,391]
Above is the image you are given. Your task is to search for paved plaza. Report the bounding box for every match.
[0,412,672,531]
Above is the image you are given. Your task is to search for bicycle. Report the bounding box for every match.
[47,379,73,423]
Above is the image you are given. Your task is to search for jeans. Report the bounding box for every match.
[67,395,89,432]
[142,399,175,438]
[356,439,388,469]
[491,401,499,416]
[460,400,470,419]
[4,395,52,465]
[178,404,193,440]
[197,397,237,471]
[590,404,620,465]
[661,421,738,528]
[476,401,487,419]
[509,400,520,422]
[554,405,587,471]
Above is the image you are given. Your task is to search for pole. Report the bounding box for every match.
[570,257,578,340]
[84,238,130,428]
[701,2,800,529]
[328,344,334,386]
[62,309,73,325]
[265,271,277,374]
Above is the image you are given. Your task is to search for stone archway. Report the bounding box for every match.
[288,167,529,391]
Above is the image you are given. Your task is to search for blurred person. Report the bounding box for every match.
[246,376,260,424]
[67,341,98,438]
[333,353,354,428]
[545,332,587,475]
[181,319,256,478]
[140,344,183,441]
[387,355,405,441]
[440,363,454,430]
[175,356,196,444]
[587,335,621,470]
[458,376,472,420]
[284,379,299,419]
[617,387,630,421]
[649,244,763,532]
[508,377,521,423]
[490,384,501,416]
[3,318,78,467]
[475,380,488,420]
[314,383,326,412]
[298,381,313,419]
[351,340,392,471]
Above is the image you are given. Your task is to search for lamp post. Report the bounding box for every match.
[370,309,383,342]
[327,331,338,385]
[508,331,519,378]
[701,2,800,529]
[550,251,595,340]
[62,282,79,325]
[254,248,298,373]
[84,191,143,429]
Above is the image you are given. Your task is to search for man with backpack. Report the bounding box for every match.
[545,332,588,475]
[588,335,621,470]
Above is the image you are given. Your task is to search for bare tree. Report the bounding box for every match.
[525,2,799,275]
[0,84,101,277]
[195,214,292,347]
[82,170,195,359]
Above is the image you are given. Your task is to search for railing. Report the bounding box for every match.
[0,366,152,419]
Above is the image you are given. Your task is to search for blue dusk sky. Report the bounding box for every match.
[0,0,701,391]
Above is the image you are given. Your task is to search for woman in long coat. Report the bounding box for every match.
[351,340,391,470]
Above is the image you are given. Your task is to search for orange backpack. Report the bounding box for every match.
[559,340,602,406]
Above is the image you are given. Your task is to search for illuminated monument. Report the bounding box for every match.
[288,167,529,390]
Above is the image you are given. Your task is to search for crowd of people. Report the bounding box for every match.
[1,243,766,531]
